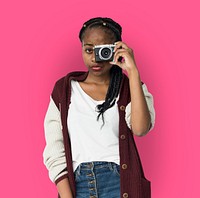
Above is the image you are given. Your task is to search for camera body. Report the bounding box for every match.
[94,44,115,62]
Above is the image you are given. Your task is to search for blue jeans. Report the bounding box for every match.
[74,161,120,198]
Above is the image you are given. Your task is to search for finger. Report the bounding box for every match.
[111,59,126,70]
[114,41,129,52]
[113,49,127,62]
[115,47,134,60]
[114,43,129,52]
[113,49,129,63]
[111,52,126,64]
[109,59,123,68]
[114,48,128,55]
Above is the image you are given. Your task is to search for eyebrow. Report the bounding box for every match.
[83,43,94,47]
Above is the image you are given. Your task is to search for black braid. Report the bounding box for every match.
[79,17,122,42]
[96,65,123,125]
[79,17,123,126]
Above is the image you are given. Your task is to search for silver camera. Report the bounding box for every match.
[94,44,115,62]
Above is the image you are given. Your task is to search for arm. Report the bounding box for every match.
[43,96,73,195]
[111,41,152,136]
[127,71,151,136]
[125,83,155,134]
[57,178,73,198]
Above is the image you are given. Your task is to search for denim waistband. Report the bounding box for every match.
[77,161,119,170]
[74,161,120,197]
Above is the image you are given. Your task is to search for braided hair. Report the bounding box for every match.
[79,17,122,42]
[79,17,123,125]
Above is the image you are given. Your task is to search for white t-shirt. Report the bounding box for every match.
[67,80,120,172]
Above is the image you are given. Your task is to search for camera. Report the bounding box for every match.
[94,44,115,62]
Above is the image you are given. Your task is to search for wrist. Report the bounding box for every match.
[127,67,140,79]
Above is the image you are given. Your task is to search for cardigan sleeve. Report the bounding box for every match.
[125,83,155,132]
[43,96,68,184]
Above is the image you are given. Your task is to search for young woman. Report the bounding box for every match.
[43,17,155,198]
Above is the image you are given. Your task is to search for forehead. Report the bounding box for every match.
[82,28,114,46]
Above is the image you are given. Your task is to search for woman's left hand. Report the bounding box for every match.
[110,41,138,74]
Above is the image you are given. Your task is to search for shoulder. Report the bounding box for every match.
[55,71,87,85]
[51,71,88,105]
[53,71,88,90]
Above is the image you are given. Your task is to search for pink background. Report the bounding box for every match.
[0,0,199,197]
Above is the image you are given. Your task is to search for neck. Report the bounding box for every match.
[86,72,110,85]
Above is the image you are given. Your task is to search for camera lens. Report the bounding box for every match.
[102,48,111,57]
[99,47,112,60]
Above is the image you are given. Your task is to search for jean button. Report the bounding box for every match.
[87,163,93,168]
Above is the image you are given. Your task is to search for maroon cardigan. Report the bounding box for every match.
[51,71,151,198]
